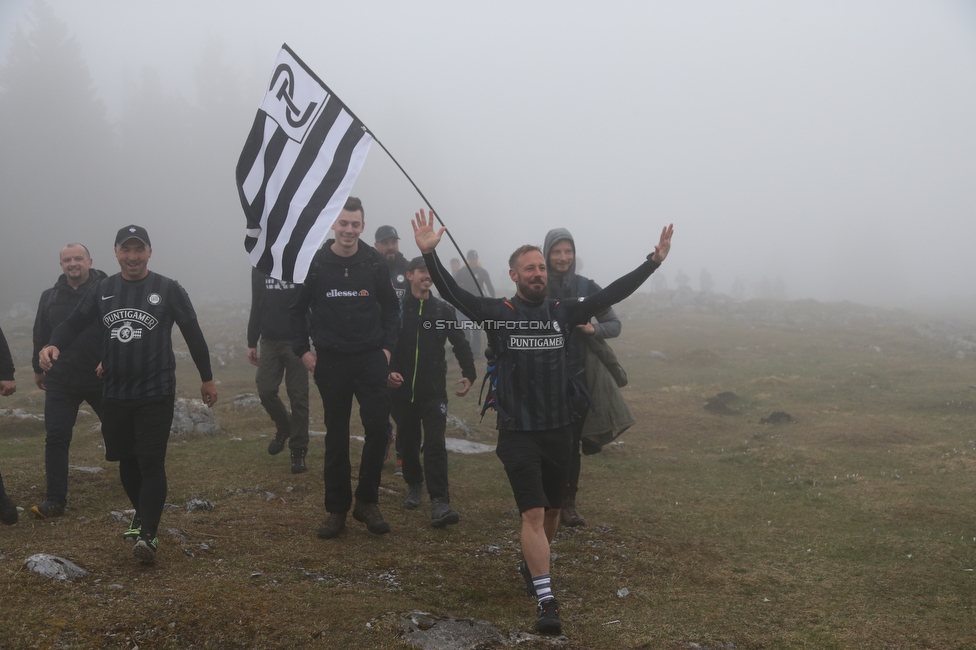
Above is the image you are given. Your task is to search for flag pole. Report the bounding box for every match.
[361,127,485,297]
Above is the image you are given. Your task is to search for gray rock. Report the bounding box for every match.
[445,438,495,454]
[70,466,105,474]
[400,611,504,649]
[233,392,262,408]
[445,413,475,438]
[25,554,89,582]
[0,408,44,421]
[185,499,215,512]
[171,398,220,436]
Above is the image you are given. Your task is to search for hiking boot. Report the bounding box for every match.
[560,500,585,527]
[0,493,18,525]
[132,535,159,564]
[317,512,347,539]
[290,449,307,474]
[402,483,423,509]
[123,513,143,542]
[352,500,390,535]
[535,598,562,635]
[518,560,534,596]
[267,432,288,455]
[30,500,65,519]
[430,497,459,528]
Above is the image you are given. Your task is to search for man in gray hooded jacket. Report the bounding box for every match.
[542,228,622,527]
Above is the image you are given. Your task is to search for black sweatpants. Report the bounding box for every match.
[392,398,449,500]
[313,349,391,513]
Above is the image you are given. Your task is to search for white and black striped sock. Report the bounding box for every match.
[532,573,553,606]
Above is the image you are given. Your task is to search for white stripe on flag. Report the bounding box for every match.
[266,110,355,277]
[292,134,372,280]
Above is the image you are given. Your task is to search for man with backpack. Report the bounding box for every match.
[412,210,673,636]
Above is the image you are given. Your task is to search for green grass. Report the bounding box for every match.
[1,297,975,648]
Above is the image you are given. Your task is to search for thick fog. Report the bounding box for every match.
[1,0,974,315]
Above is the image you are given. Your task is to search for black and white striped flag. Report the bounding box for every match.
[236,44,372,283]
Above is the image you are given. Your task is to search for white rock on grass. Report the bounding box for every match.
[25,554,89,582]
[233,393,261,408]
[170,398,220,436]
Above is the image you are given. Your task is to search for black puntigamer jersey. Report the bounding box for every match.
[488,297,571,432]
[76,271,198,399]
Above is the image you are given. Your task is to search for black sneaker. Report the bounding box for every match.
[317,512,347,539]
[290,449,307,474]
[352,500,390,535]
[430,497,459,528]
[30,500,65,519]
[519,560,534,596]
[402,483,423,509]
[0,493,18,525]
[123,513,143,542]
[535,598,562,635]
[132,535,159,564]
[267,433,288,455]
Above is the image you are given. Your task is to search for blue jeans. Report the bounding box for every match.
[44,389,103,505]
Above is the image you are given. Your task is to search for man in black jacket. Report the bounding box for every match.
[247,268,309,473]
[388,256,476,527]
[0,325,18,525]
[290,197,400,539]
[413,209,673,636]
[30,243,106,519]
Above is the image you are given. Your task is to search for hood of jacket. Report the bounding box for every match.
[543,227,577,299]
[53,267,108,292]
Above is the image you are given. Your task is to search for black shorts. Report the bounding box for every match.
[495,425,573,513]
[100,395,175,461]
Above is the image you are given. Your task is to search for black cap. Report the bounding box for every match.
[115,225,151,247]
[406,256,427,272]
[374,225,399,243]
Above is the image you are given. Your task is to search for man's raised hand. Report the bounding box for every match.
[651,223,674,263]
[412,209,446,254]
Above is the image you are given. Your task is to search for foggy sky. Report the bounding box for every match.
[2,0,975,315]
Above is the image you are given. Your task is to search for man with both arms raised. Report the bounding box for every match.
[412,210,673,635]
[40,225,217,564]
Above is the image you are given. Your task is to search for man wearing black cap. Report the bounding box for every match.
[375,225,409,301]
[374,224,410,473]
[388,257,476,527]
[39,225,217,565]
